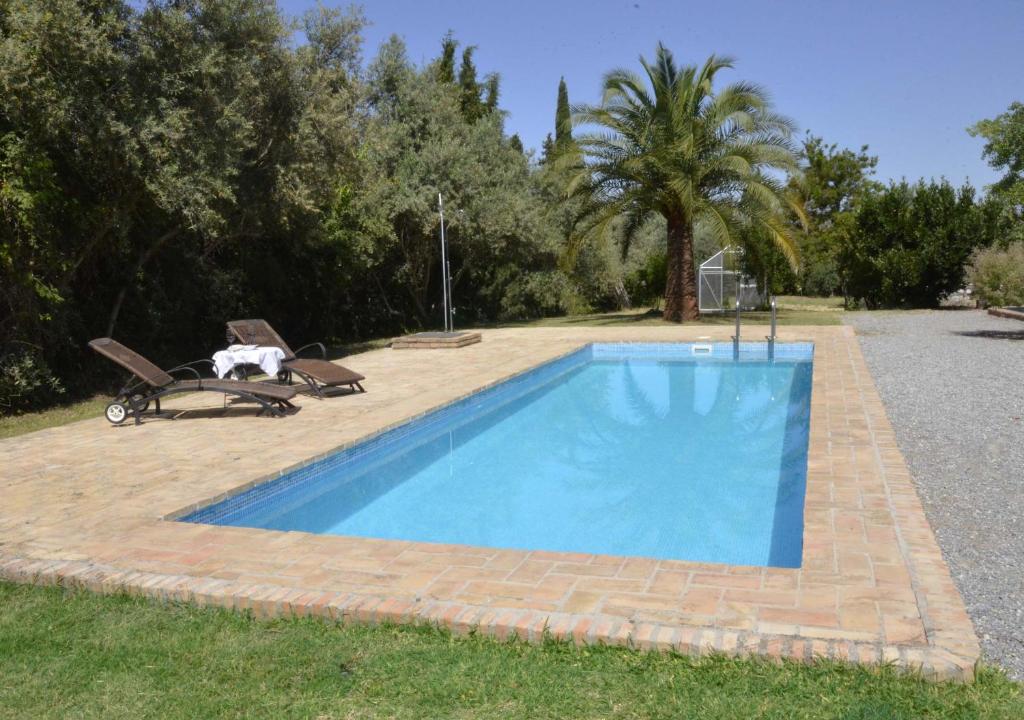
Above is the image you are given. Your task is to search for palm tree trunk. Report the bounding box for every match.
[664,213,699,322]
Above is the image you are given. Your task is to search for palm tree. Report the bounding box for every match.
[562,44,804,321]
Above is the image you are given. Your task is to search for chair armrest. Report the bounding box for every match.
[166,359,214,380]
[166,365,201,381]
[293,342,327,360]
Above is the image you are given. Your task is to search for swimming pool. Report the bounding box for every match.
[182,342,814,568]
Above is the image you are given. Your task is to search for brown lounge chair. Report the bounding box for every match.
[89,337,297,425]
[226,319,365,398]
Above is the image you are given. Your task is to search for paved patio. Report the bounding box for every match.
[0,326,979,680]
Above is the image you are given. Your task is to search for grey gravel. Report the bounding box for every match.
[843,310,1024,679]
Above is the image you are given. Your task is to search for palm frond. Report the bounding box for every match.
[559,42,800,279]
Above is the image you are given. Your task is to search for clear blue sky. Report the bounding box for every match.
[280,0,1022,189]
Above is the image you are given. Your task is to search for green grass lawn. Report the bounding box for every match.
[0,394,108,440]
[0,582,1018,720]
[496,296,844,328]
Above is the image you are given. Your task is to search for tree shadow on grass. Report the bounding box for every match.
[952,330,1024,341]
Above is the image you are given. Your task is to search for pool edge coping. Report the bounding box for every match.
[173,341,816,554]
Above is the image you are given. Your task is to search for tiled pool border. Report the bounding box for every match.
[179,341,814,533]
[0,327,980,682]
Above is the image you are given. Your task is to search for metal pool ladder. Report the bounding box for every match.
[731,299,741,359]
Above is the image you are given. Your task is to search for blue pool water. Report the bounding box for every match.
[183,343,814,568]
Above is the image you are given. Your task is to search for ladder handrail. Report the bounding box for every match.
[732,299,740,359]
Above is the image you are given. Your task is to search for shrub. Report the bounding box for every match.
[0,349,64,415]
[795,226,844,296]
[567,235,628,312]
[799,258,839,296]
[499,271,577,320]
[623,252,667,307]
[838,180,999,308]
[967,242,1024,307]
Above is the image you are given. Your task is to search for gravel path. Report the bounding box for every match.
[843,310,1024,680]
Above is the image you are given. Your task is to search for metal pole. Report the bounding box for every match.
[768,295,777,360]
[438,194,449,332]
[447,259,454,332]
[732,299,740,360]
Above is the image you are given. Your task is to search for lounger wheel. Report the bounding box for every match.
[104,402,128,425]
[130,394,149,412]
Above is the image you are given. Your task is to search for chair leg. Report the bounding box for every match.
[289,368,325,398]
[130,397,143,425]
[242,392,282,417]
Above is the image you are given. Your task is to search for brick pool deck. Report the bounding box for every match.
[0,326,979,680]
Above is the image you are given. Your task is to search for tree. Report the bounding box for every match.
[969,101,1024,205]
[555,76,572,150]
[458,46,485,122]
[563,44,803,321]
[0,0,334,339]
[798,135,879,223]
[538,76,625,311]
[0,0,369,407]
[483,73,500,113]
[433,34,500,125]
[437,31,456,84]
[540,133,555,164]
[353,37,561,325]
[790,134,880,296]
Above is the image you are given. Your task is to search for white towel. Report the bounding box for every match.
[212,346,286,379]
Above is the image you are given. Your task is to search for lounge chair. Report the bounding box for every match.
[89,337,297,425]
[226,319,365,398]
